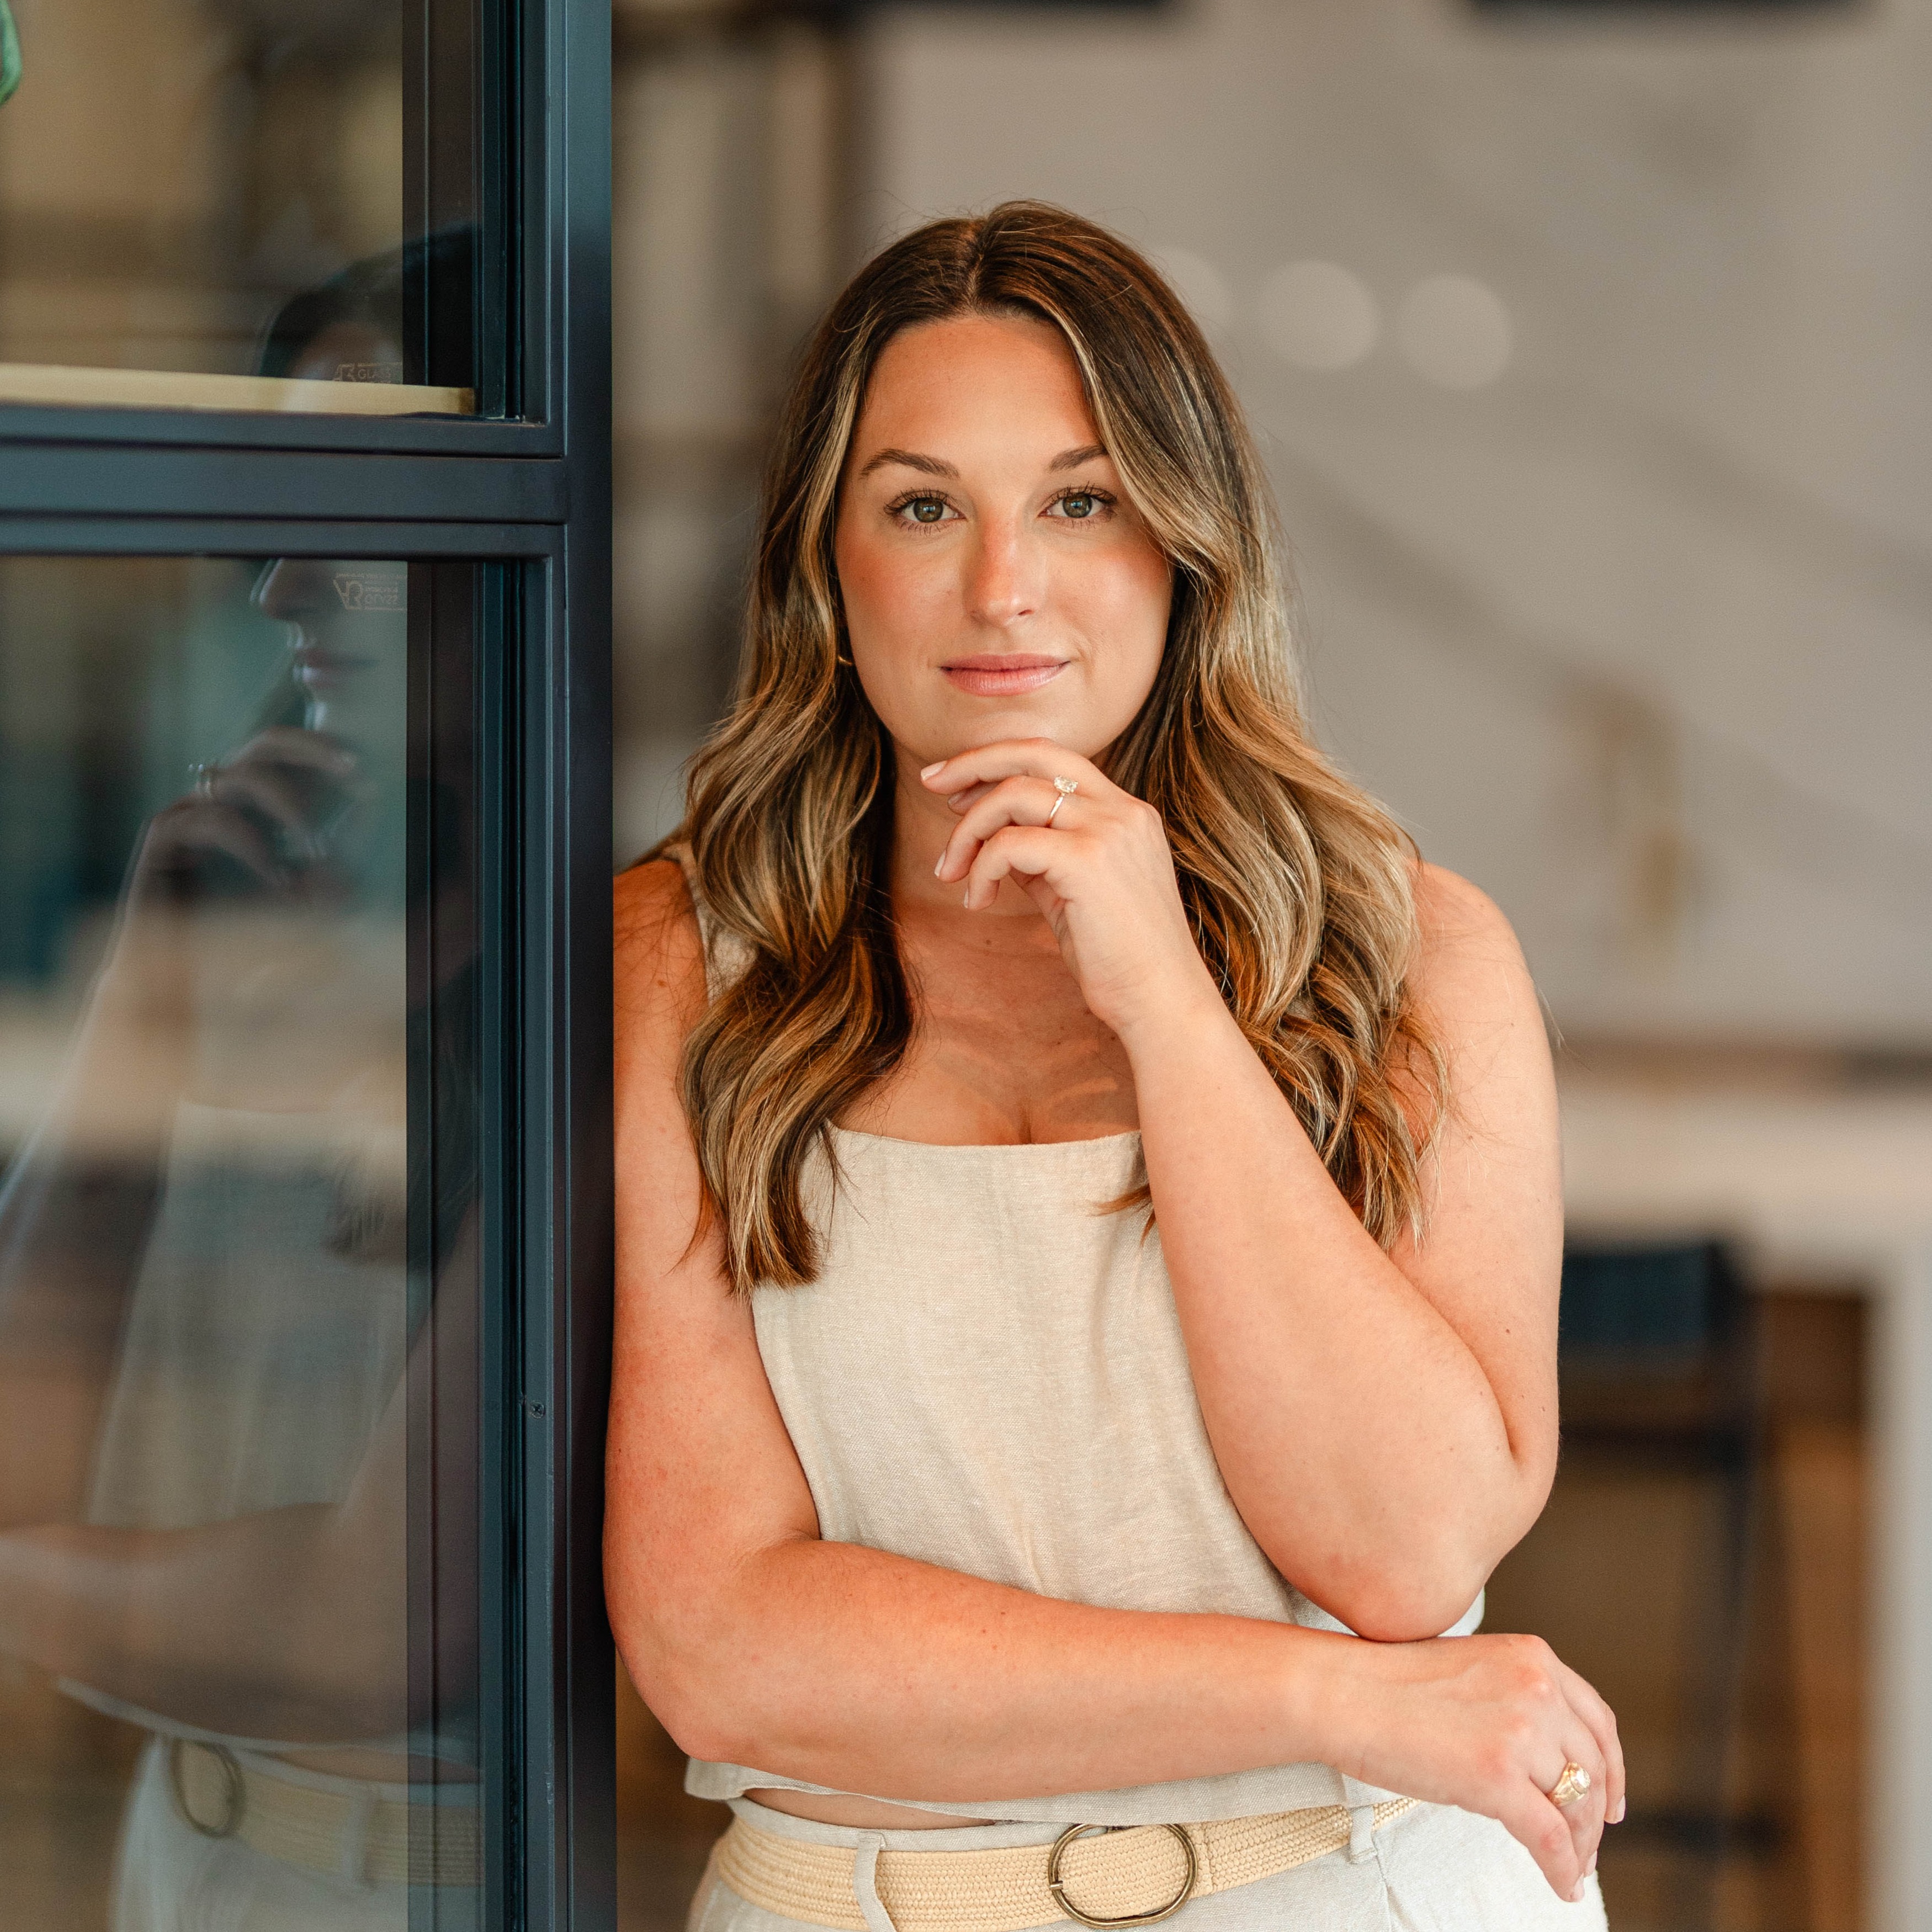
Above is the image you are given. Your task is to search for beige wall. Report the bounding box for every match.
[851,0,1932,1047]
[611,14,846,861]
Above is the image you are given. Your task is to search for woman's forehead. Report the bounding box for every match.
[851,314,1101,468]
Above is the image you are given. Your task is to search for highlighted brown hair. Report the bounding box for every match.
[656,201,1443,1292]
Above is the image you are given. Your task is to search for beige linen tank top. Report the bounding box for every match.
[670,850,1477,1824]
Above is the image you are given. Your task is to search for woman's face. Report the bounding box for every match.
[252,554,410,774]
[834,312,1172,769]
[253,322,412,767]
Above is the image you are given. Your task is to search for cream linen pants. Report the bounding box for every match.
[689,1797,1609,1932]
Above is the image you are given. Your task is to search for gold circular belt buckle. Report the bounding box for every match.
[1047,1822,1198,1929]
[167,1737,246,1839]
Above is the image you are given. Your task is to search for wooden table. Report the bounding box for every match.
[1561,1082,1932,1931]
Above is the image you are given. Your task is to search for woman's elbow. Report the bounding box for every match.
[1323,1573,1486,1644]
[638,1675,744,1768]
[609,1563,771,1767]
[1328,1467,1554,1641]
[615,1617,750,1766]
[1294,1534,1498,1643]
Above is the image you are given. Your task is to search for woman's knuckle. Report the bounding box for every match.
[1507,1654,1553,1700]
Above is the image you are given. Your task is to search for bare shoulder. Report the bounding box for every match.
[614,856,699,968]
[1408,862,1536,1023]
[611,860,715,1273]
[614,858,706,1041]
[1411,861,1524,972]
[1404,861,1551,1117]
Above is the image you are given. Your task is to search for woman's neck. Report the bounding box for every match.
[887,744,1042,923]
[853,742,1138,1147]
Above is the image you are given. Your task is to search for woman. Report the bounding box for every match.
[608,202,1617,1931]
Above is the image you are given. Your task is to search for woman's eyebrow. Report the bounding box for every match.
[857,447,957,480]
[855,443,1110,480]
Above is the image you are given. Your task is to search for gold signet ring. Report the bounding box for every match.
[1548,1762,1592,1808]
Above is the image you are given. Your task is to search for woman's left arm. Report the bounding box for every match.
[931,742,1561,1643]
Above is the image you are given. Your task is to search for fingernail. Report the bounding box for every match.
[962,890,972,910]
[1569,1882,1586,1903]
[1610,1800,1625,1824]
[920,761,945,779]
[933,852,947,877]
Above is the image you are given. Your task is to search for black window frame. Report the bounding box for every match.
[0,0,616,1921]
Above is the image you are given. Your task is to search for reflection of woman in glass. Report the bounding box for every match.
[610,205,1618,1931]
[0,258,478,1932]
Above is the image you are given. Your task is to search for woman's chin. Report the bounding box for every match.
[925,700,1083,752]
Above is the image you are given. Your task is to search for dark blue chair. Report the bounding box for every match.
[1556,1239,1766,1926]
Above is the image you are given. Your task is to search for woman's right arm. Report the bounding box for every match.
[604,861,1618,1903]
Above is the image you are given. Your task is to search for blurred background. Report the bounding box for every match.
[610,1,1931,1930]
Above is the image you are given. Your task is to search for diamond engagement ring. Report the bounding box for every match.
[1548,1763,1591,1809]
[1046,776,1079,826]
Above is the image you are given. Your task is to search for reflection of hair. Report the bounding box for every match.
[257,226,475,386]
[664,202,1445,1293]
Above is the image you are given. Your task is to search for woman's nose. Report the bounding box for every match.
[964,518,1044,629]
[254,557,335,622]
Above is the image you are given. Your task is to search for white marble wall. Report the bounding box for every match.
[854,0,1932,1046]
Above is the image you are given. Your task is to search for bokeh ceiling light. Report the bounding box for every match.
[1256,260,1380,371]
[1149,247,1233,332]
[1395,274,1514,389]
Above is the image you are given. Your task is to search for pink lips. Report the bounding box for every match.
[293,647,369,690]
[941,655,1066,697]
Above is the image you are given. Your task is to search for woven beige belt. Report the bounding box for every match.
[168,1738,481,1888]
[714,1798,1417,1931]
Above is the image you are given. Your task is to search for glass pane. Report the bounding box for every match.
[0,551,484,1930]
[0,0,476,415]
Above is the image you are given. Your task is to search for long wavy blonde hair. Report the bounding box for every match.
[657,201,1443,1293]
